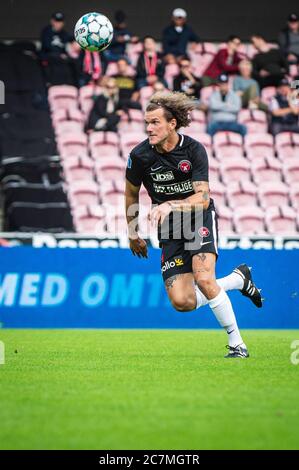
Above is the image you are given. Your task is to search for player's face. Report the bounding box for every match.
[145,109,176,146]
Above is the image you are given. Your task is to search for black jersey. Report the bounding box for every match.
[125,134,209,205]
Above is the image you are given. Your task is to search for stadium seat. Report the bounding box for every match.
[216,205,234,233]
[95,157,126,182]
[238,109,268,133]
[289,182,299,209]
[200,86,217,105]
[127,42,144,67]
[210,181,227,206]
[55,120,84,136]
[265,206,297,234]
[244,133,275,160]
[118,109,145,133]
[89,131,120,158]
[139,86,154,109]
[48,85,78,111]
[226,181,258,208]
[165,63,180,88]
[261,86,276,105]
[283,158,299,185]
[72,204,106,234]
[100,181,124,205]
[213,131,244,160]
[258,181,290,208]
[78,84,103,116]
[63,156,94,182]
[275,132,299,160]
[208,157,220,182]
[251,157,282,184]
[58,132,88,158]
[120,132,147,158]
[234,206,265,234]
[220,157,251,184]
[68,180,99,207]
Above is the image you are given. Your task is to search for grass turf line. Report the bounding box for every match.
[0,329,298,450]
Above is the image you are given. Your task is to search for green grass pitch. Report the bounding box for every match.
[0,329,299,450]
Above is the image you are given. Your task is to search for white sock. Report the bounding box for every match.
[194,271,244,309]
[208,288,245,348]
[217,272,244,291]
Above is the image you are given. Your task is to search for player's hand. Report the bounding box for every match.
[149,202,172,226]
[129,237,148,258]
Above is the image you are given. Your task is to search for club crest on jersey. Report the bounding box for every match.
[198,226,210,237]
[178,160,192,173]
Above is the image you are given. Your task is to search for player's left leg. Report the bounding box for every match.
[192,252,249,358]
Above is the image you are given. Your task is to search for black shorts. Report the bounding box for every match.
[160,207,219,282]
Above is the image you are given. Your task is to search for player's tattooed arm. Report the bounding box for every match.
[168,181,210,212]
[125,179,148,258]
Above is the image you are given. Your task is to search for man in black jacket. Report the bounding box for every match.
[173,56,201,98]
[40,12,75,86]
[162,8,199,63]
[278,13,299,65]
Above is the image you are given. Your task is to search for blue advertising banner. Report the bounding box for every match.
[0,247,298,328]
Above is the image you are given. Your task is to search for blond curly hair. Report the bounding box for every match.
[146,91,195,129]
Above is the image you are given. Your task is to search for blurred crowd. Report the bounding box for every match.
[39,9,299,137]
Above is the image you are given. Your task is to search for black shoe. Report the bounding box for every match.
[233,263,263,308]
[225,344,249,358]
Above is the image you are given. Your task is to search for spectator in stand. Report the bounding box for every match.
[86,77,141,133]
[233,59,267,110]
[278,13,299,66]
[40,12,76,85]
[251,34,288,88]
[173,56,201,98]
[67,41,107,87]
[207,73,246,137]
[269,77,299,135]
[201,35,243,87]
[162,8,200,64]
[136,36,166,89]
[104,10,139,62]
[112,57,139,102]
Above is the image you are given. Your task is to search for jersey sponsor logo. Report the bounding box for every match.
[153,180,193,195]
[161,256,184,273]
[150,171,174,182]
[178,160,192,173]
[199,226,210,237]
[150,165,164,172]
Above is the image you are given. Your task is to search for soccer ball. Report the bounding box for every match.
[74,12,113,52]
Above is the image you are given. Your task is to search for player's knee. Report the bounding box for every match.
[170,294,196,312]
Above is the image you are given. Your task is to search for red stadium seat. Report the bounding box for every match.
[213,131,244,160]
[89,131,120,158]
[216,205,234,233]
[200,86,217,105]
[58,132,88,158]
[95,157,126,182]
[261,86,276,106]
[275,132,299,160]
[79,84,103,116]
[48,85,78,111]
[265,206,297,234]
[220,157,251,184]
[226,181,258,208]
[251,156,282,184]
[120,131,147,158]
[258,181,290,208]
[210,181,227,206]
[283,158,299,185]
[55,120,84,136]
[208,157,220,182]
[118,109,145,133]
[68,180,99,207]
[290,182,299,209]
[238,109,268,134]
[234,206,265,234]
[63,156,94,182]
[72,204,106,234]
[244,133,275,160]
